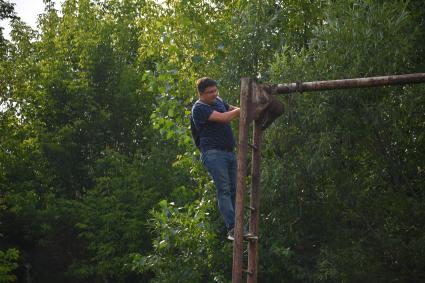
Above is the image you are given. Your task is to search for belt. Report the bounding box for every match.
[217,147,233,152]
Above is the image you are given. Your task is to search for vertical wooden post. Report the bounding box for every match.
[233,78,252,283]
[247,120,262,283]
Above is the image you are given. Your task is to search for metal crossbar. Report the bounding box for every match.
[274,73,425,94]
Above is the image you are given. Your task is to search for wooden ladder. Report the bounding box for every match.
[232,78,262,283]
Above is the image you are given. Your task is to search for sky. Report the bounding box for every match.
[0,0,62,39]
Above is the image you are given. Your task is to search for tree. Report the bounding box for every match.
[1,0,424,282]
[262,1,425,282]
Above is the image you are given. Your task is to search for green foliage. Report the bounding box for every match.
[0,0,16,47]
[0,249,19,283]
[262,1,425,282]
[133,197,233,283]
[0,0,15,20]
[1,0,424,282]
[69,144,191,282]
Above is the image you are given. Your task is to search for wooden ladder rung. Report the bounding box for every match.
[245,234,258,241]
[245,205,256,211]
[248,143,258,150]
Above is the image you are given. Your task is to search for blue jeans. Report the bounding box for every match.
[201,149,237,230]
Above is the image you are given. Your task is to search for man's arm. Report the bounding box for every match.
[208,108,240,123]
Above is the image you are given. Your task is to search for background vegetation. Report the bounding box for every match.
[1,0,424,282]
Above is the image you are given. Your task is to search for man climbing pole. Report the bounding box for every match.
[190,77,250,240]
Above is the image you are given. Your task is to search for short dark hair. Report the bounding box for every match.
[196,77,217,94]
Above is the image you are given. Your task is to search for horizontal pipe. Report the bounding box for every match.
[275,73,425,94]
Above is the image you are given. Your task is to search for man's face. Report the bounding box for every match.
[200,85,218,104]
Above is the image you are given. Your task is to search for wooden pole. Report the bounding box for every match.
[247,120,262,283]
[233,78,252,283]
[275,73,425,94]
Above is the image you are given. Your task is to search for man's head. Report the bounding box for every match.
[197,77,218,104]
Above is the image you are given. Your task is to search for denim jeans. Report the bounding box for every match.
[201,149,237,230]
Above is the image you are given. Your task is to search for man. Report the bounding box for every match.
[191,77,249,240]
